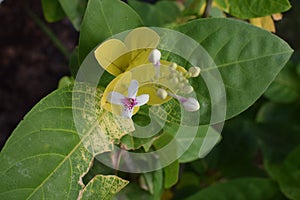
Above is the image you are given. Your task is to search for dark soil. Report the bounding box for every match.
[0,0,77,149]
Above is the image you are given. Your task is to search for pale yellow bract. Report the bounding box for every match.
[94,27,186,116]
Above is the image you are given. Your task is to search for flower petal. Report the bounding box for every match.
[107,91,125,105]
[124,27,160,70]
[135,94,149,106]
[128,80,139,98]
[122,108,134,118]
[124,27,160,53]
[94,39,130,76]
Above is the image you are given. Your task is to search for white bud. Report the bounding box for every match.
[172,77,179,84]
[156,88,168,100]
[188,66,201,77]
[169,63,177,70]
[148,49,161,65]
[182,97,200,112]
[183,85,194,94]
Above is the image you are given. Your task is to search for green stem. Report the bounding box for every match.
[27,9,71,59]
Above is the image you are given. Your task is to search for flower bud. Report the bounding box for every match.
[169,63,177,70]
[148,49,161,65]
[188,66,201,77]
[183,85,194,94]
[172,77,179,84]
[182,97,200,112]
[156,88,168,100]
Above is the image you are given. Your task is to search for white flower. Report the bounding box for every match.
[181,97,200,112]
[107,80,149,118]
[148,49,161,66]
[168,93,200,112]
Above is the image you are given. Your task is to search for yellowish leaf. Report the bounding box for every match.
[250,16,276,33]
[272,13,283,21]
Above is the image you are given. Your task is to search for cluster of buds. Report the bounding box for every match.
[148,49,201,112]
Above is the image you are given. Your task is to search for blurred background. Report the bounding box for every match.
[0,0,299,150]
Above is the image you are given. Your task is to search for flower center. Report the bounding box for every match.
[121,98,137,110]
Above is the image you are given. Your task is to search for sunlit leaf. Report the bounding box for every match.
[0,83,133,199]
[79,175,128,200]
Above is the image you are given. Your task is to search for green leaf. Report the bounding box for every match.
[265,145,300,200]
[185,178,282,200]
[41,0,66,22]
[201,116,265,178]
[58,0,88,31]
[80,175,128,200]
[128,0,181,27]
[182,0,206,16]
[79,0,143,63]
[58,76,74,88]
[179,125,221,163]
[69,47,80,78]
[256,102,300,162]
[173,18,293,124]
[264,62,300,103]
[113,183,153,200]
[163,161,179,188]
[214,0,291,19]
[140,169,163,199]
[149,99,220,162]
[0,83,133,199]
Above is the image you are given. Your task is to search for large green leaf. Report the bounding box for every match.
[185,178,282,200]
[146,99,220,162]
[59,0,88,31]
[173,18,293,124]
[264,62,300,103]
[128,0,181,27]
[265,145,300,200]
[0,84,133,199]
[41,0,66,22]
[79,0,143,63]
[80,175,128,200]
[214,0,291,19]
